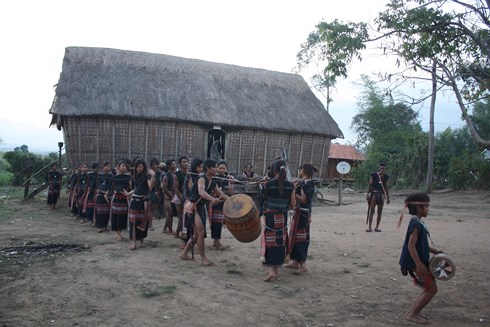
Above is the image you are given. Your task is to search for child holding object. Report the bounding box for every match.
[399,193,442,325]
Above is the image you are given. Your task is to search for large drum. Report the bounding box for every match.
[223,194,261,243]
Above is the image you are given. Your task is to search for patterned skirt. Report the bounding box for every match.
[128,198,148,240]
[111,195,128,231]
[210,202,224,239]
[47,184,60,205]
[262,209,287,267]
[289,209,311,263]
[95,194,110,228]
[84,191,96,221]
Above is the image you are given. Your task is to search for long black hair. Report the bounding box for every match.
[272,159,287,195]
[133,158,148,180]
[300,163,319,179]
[190,158,204,174]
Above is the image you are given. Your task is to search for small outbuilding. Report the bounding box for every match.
[326,143,366,180]
[49,47,343,177]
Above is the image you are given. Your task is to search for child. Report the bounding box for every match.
[399,193,442,325]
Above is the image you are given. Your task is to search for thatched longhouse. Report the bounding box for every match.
[50,47,343,177]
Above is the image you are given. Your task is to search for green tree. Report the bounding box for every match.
[471,99,490,141]
[349,76,425,188]
[375,0,490,147]
[4,148,55,186]
[434,127,479,187]
[296,19,368,112]
[298,0,490,192]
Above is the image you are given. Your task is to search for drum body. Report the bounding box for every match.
[223,194,261,243]
[429,253,456,281]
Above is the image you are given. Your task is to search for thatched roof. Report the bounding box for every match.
[50,47,343,138]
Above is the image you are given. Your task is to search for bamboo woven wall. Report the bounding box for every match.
[62,116,332,178]
[225,130,332,179]
[63,117,206,168]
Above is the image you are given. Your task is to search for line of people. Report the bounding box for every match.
[47,157,318,281]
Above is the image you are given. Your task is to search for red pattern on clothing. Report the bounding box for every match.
[211,209,224,224]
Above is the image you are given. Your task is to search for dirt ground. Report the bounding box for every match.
[0,188,489,327]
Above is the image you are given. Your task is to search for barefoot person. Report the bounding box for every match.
[162,159,178,235]
[210,160,234,250]
[67,164,82,216]
[46,163,62,210]
[366,163,390,232]
[179,158,228,266]
[84,162,99,227]
[179,158,203,253]
[260,159,296,281]
[399,193,441,325]
[75,163,88,224]
[286,163,318,275]
[128,159,155,250]
[174,156,189,238]
[147,158,160,230]
[94,162,112,233]
[110,161,132,241]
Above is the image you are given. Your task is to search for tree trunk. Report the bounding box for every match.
[425,60,437,194]
[444,64,490,148]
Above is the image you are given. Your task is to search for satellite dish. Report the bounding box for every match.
[336,161,351,175]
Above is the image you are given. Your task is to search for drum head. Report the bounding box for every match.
[223,194,254,219]
[429,253,456,281]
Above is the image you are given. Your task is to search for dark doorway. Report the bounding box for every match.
[207,129,225,159]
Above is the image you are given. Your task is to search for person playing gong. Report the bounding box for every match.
[399,193,442,325]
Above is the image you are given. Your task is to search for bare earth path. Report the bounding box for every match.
[1,189,489,326]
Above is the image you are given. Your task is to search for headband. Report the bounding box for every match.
[397,201,430,228]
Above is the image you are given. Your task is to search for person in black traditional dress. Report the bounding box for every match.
[147,158,160,230]
[242,163,258,181]
[95,162,112,233]
[127,158,155,250]
[155,162,166,220]
[366,163,390,232]
[67,164,81,216]
[260,159,296,282]
[75,163,88,223]
[110,161,132,241]
[179,158,203,249]
[46,163,62,210]
[179,158,228,266]
[84,162,99,226]
[210,160,234,250]
[162,159,178,235]
[286,163,318,275]
[174,156,189,238]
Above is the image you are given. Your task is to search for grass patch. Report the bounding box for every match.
[226,269,243,275]
[107,252,126,260]
[140,285,176,298]
[275,286,297,299]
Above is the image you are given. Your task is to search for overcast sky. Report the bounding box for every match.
[0,0,465,153]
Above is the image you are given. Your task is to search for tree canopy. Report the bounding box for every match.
[297,0,490,147]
